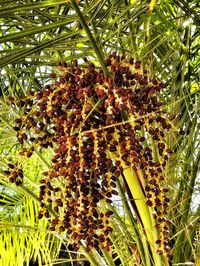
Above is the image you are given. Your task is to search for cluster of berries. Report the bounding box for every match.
[8,52,172,254]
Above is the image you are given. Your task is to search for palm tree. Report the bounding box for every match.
[0,0,199,265]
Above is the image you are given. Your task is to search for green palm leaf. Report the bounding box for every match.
[0,1,199,265]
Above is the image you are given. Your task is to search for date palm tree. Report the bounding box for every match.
[0,1,199,265]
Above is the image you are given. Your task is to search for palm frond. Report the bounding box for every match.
[0,1,199,265]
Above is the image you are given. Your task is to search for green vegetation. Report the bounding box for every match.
[0,1,199,265]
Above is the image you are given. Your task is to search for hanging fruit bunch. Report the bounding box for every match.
[7,52,172,255]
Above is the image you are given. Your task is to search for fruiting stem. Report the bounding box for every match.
[122,164,165,266]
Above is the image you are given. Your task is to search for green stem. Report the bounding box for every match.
[124,0,136,53]
[109,206,136,265]
[101,249,115,266]
[138,222,153,266]
[116,179,147,264]
[70,0,109,76]
[85,0,100,43]
[173,150,200,264]
[111,206,149,265]
[122,164,165,266]
[79,246,100,266]
[184,206,200,260]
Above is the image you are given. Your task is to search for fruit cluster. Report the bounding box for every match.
[9,52,172,254]
[4,162,23,186]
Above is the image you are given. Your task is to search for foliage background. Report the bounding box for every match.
[0,0,199,265]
